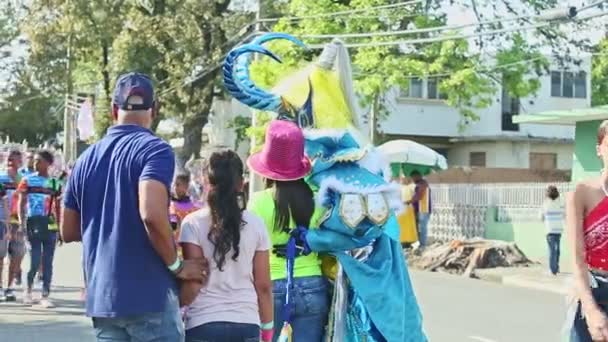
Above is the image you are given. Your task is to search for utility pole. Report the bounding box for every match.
[248,0,263,197]
[369,93,378,145]
[63,0,74,163]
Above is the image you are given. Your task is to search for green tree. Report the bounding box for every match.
[592,37,608,106]
[0,68,61,145]
[249,0,592,145]
[20,0,253,164]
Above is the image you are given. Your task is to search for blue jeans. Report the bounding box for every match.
[27,232,57,296]
[92,288,184,342]
[417,213,431,247]
[186,322,259,342]
[273,276,329,342]
[546,233,561,275]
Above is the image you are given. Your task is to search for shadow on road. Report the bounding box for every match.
[0,319,94,341]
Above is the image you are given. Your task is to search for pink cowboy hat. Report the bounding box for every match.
[247,120,311,181]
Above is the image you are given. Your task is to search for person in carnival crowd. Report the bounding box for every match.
[60,72,207,341]
[37,168,67,284]
[405,171,432,250]
[223,33,426,341]
[566,120,608,342]
[20,151,35,176]
[540,185,564,276]
[17,150,61,307]
[170,173,201,239]
[0,150,27,301]
[247,120,329,342]
[0,174,10,301]
[179,150,273,342]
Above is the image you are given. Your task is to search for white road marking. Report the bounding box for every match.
[469,336,499,342]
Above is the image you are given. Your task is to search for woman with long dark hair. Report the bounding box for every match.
[247,120,329,341]
[179,150,274,342]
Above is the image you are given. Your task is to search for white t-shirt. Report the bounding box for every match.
[179,208,271,330]
[540,198,565,234]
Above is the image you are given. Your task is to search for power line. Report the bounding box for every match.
[306,11,608,49]
[301,14,532,40]
[258,0,424,23]
[301,4,603,42]
[579,0,607,12]
[353,56,547,79]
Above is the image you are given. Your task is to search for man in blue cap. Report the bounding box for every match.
[60,72,208,341]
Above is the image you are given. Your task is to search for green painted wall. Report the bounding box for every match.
[484,207,572,271]
[572,120,603,182]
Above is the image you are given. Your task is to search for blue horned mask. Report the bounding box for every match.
[222,33,314,128]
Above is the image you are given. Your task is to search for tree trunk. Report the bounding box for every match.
[178,83,214,166]
[101,42,111,104]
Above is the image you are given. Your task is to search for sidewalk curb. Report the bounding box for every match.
[476,271,569,295]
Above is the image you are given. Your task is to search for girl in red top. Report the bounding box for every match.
[569,120,608,342]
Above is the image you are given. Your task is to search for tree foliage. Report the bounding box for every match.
[592,38,608,107]
[15,0,252,163]
[250,0,594,144]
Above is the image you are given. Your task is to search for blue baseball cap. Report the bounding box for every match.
[112,72,155,110]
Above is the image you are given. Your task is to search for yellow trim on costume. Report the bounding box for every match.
[278,66,354,130]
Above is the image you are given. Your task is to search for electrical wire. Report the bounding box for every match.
[306,11,608,49]
[301,13,532,40]
[578,0,607,12]
[258,0,425,23]
[302,4,606,42]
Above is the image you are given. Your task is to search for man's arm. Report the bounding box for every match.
[407,182,427,205]
[139,179,179,267]
[60,170,82,242]
[139,143,206,282]
[60,208,81,242]
[17,179,27,229]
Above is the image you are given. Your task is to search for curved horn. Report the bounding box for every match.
[223,43,283,111]
[223,32,307,112]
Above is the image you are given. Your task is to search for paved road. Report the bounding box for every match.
[412,270,565,342]
[0,244,566,342]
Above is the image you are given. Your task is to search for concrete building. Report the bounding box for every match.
[378,55,592,173]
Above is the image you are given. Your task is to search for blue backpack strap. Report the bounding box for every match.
[282,226,313,325]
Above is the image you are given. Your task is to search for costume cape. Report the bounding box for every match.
[223,33,427,342]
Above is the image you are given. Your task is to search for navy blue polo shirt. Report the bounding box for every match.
[64,124,176,317]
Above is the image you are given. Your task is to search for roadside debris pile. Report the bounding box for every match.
[407,238,534,278]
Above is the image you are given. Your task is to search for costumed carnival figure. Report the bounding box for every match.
[223,32,427,342]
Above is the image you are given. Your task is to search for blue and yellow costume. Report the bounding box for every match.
[223,33,426,342]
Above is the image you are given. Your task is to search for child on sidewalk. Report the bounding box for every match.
[170,174,201,246]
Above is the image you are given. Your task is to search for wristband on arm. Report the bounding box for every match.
[260,328,274,342]
[168,258,183,275]
[260,321,274,330]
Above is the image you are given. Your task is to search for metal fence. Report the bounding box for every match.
[431,182,574,207]
[427,182,573,241]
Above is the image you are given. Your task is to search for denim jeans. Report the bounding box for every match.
[92,288,184,342]
[417,213,431,247]
[27,232,57,296]
[546,233,561,275]
[186,322,259,342]
[273,276,329,342]
[571,272,608,341]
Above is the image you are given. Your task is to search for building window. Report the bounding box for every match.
[551,70,587,99]
[470,152,486,167]
[401,77,447,100]
[501,88,520,132]
[529,152,557,170]
[575,71,587,98]
[551,71,561,97]
[408,78,423,98]
[427,77,448,100]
